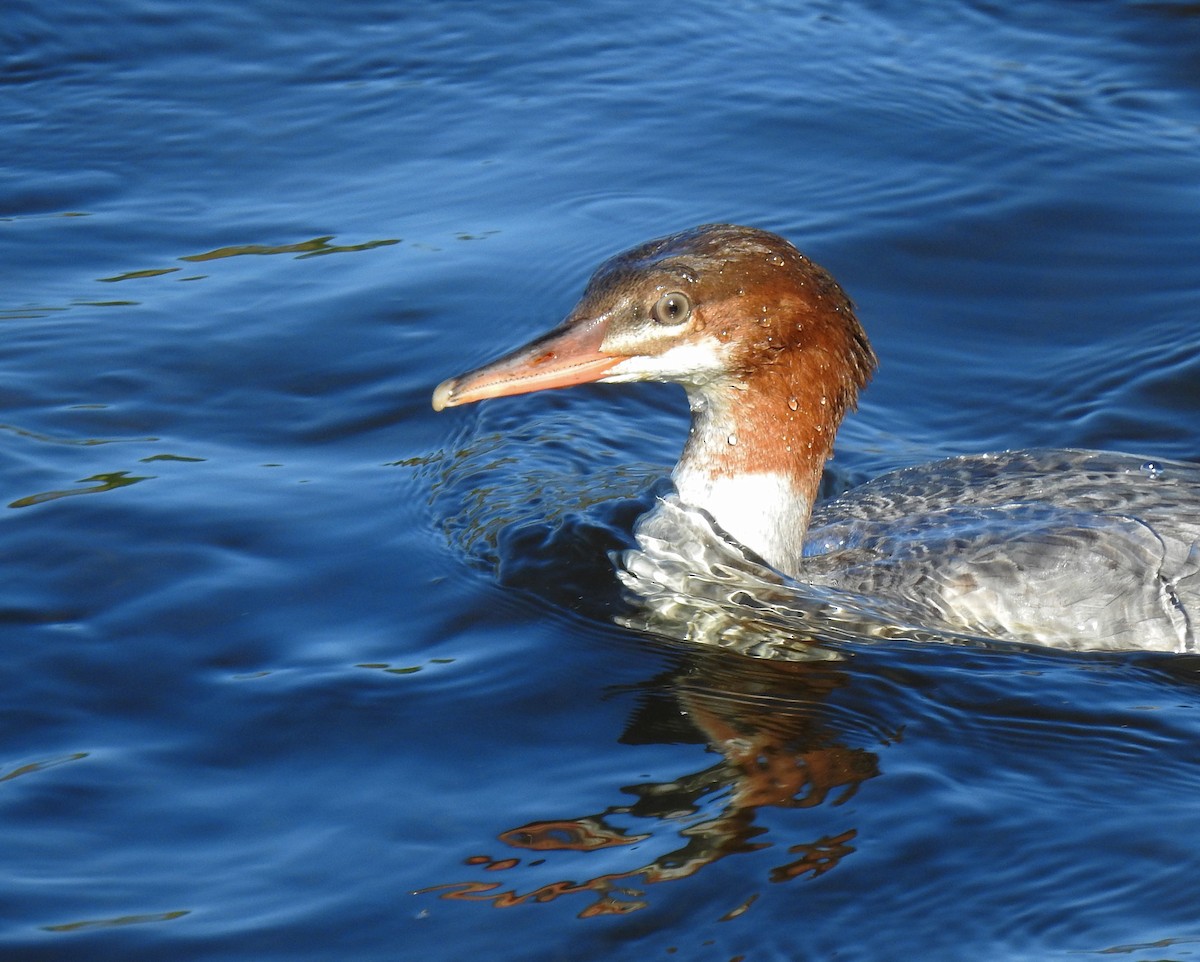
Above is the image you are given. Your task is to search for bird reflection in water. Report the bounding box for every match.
[418,650,886,918]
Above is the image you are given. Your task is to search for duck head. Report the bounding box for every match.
[432,223,877,575]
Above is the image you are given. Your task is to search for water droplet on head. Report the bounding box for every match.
[727,434,738,446]
[1141,461,1164,480]
[767,253,785,267]
[819,395,827,406]
[787,397,798,411]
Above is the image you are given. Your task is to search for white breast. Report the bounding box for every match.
[670,468,810,575]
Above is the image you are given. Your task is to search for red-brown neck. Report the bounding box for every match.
[670,278,875,575]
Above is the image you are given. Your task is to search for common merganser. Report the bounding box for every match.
[432,224,1200,651]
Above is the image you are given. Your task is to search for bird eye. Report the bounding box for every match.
[651,291,692,325]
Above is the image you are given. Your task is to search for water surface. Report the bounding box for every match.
[4,1,1200,960]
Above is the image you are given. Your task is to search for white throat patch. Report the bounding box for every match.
[603,338,730,386]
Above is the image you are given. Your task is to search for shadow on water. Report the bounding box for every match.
[415,610,1200,925]
[419,647,881,918]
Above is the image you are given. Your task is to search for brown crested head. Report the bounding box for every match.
[583,223,876,405]
[432,223,876,418]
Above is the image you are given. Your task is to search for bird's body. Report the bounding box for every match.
[433,224,1200,651]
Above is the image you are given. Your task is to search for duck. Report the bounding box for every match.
[432,224,1200,652]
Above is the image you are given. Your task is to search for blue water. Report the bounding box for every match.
[4,1,1200,959]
